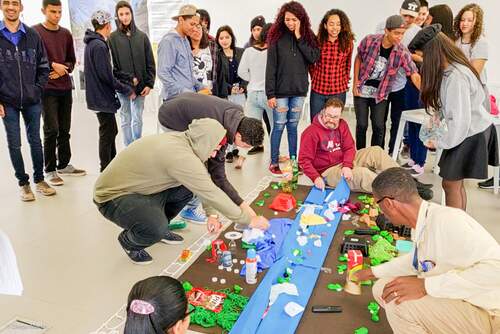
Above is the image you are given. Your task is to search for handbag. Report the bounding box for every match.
[419,108,448,144]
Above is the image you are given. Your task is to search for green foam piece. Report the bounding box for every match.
[370,226,381,231]
[297,200,303,206]
[263,192,271,198]
[278,277,286,284]
[337,264,347,274]
[344,229,355,236]
[255,200,265,207]
[371,314,380,322]
[241,241,256,249]
[271,183,280,190]
[370,258,381,266]
[182,281,193,292]
[169,219,187,230]
[361,280,373,286]
[369,238,397,262]
[338,255,348,262]
[372,234,381,241]
[354,326,369,334]
[233,284,242,294]
[292,249,302,257]
[327,283,343,291]
[368,301,380,313]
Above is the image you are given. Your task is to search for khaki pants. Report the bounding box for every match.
[373,278,500,334]
[322,146,399,193]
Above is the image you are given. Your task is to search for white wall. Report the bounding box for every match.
[3,0,500,90]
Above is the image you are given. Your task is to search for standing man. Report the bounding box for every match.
[158,4,208,101]
[84,10,134,172]
[0,0,55,201]
[109,1,156,147]
[34,0,86,187]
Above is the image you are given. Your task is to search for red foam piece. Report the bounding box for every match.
[269,193,297,212]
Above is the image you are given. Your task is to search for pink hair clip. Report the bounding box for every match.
[130,299,155,315]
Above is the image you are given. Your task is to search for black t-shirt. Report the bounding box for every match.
[365,45,393,88]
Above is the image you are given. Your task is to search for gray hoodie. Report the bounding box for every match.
[437,63,493,150]
[157,29,202,100]
[93,118,251,225]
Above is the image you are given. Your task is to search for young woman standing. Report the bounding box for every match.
[418,30,498,210]
[188,23,213,92]
[266,1,319,175]
[310,8,354,121]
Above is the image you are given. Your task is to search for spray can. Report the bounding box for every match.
[245,248,258,285]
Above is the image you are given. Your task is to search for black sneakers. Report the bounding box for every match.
[124,249,153,265]
[161,231,184,245]
[478,177,494,189]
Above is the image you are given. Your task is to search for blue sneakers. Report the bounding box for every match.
[123,249,153,265]
[180,205,207,224]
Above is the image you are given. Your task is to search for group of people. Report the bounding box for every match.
[1,0,500,333]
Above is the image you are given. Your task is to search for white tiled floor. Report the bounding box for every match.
[0,94,499,333]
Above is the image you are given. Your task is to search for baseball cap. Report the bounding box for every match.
[172,4,198,20]
[400,0,421,18]
[91,10,112,25]
[385,15,406,30]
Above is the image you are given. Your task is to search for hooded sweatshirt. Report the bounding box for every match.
[158,92,245,205]
[94,118,252,225]
[108,5,156,95]
[83,30,132,113]
[299,115,356,182]
[157,29,200,101]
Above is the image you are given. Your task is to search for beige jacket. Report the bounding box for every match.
[372,201,500,316]
[93,118,251,225]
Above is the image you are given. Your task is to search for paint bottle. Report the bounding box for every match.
[245,248,257,285]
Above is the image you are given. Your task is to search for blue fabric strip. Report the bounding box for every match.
[230,178,350,334]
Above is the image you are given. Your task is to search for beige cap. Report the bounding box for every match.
[172,4,198,20]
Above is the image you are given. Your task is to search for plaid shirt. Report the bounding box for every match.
[356,34,417,103]
[310,39,353,95]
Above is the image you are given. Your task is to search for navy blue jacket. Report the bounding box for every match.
[0,24,49,108]
[83,30,131,113]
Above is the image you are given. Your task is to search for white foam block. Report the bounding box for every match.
[284,302,305,317]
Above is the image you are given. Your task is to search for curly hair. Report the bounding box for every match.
[454,3,484,47]
[267,1,317,48]
[237,117,264,147]
[317,9,355,52]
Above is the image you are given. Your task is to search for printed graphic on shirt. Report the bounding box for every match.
[320,131,341,153]
[193,47,213,88]
[361,46,392,98]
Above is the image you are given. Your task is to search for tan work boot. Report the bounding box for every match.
[35,181,57,196]
[46,171,64,186]
[20,185,35,202]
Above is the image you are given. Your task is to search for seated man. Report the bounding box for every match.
[356,168,500,333]
[94,119,269,265]
[159,92,264,224]
[299,98,432,200]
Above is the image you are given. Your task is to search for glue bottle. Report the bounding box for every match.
[245,248,257,285]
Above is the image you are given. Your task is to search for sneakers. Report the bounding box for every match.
[414,178,433,189]
[401,160,415,169]
[226,151,234,163]
[161,231,184,245]
[20,185,35,202]
[57,164,86,176]
[235,156,245,169]
[35,181,56,196]
[124,248,153,265]
[180,205,207,224]
[478,177,494,189]
[248,146,264,155]
[269,164,283,176]
[46,171,64,186]
[410,164,425,177]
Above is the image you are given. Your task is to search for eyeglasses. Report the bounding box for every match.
[376,196,395,204]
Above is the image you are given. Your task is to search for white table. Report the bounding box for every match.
[392,109,500,195]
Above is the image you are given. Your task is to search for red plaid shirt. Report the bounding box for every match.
[310,39,353,95]
[356,34,417,103]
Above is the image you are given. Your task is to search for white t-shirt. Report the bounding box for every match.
[192,47,213,89]
[237,46,268,92]
[456,37,489,84]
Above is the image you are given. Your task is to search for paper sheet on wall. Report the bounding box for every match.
[0,230,23,296]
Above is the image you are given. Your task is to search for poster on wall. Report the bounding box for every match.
[68,0,149,70]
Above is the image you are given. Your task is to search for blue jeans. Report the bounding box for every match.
[246,91,273,128]
[118,93,145,147]
[2,103,44,186]
[309,90,347,121]
[228,93,246,107]
[408,122,427,166]
[270,97,305,165]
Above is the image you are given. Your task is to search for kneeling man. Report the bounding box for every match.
[356,168,500,334]
[94,119,269,264]
[299,98,432,199]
